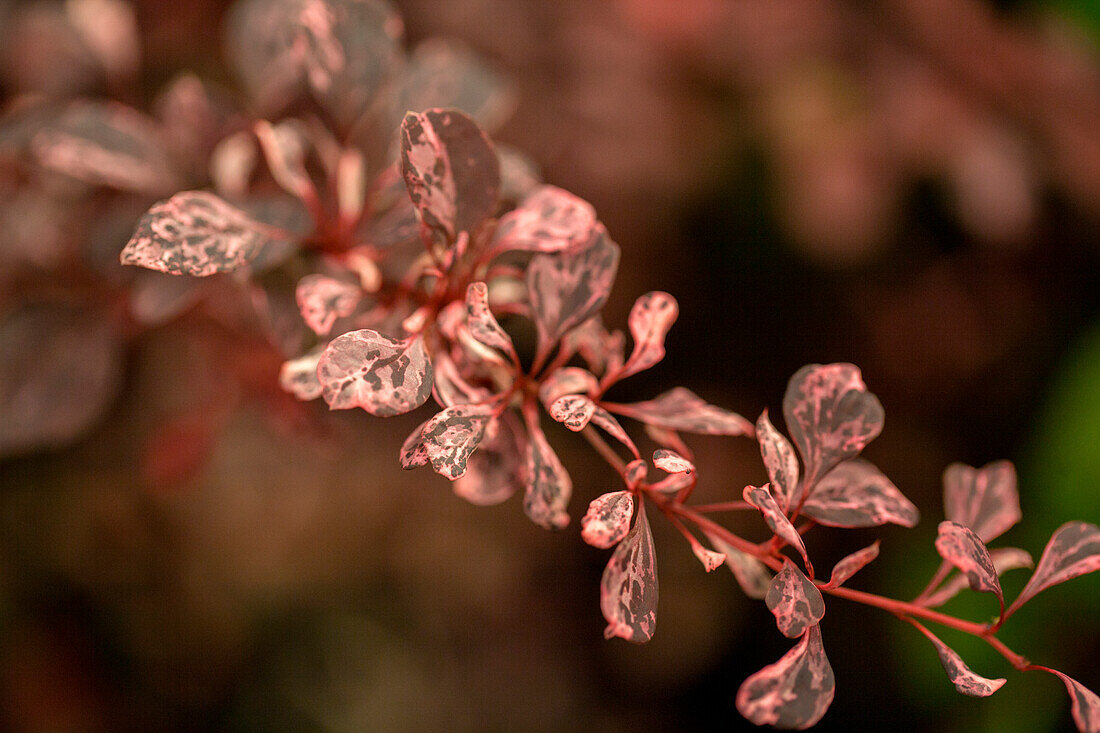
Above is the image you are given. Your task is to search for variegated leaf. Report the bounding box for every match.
[923,547,1033,608]
[492,184,597,253]
[1007,521,1100,616]
[801,459,919,528]
[766,563,826,639]
[317,329,433,416]
[601,502,658,643]
[399,418,430,469]
[704,531,773,599]
[453,412,524,506]
[561,317,625,377]
[419,404,494,480]
[943,460,1022,543]
[605,387,753,436]
[652,449,693,474]
[465,282,516,359]
[538,367,598,409]
[549,395,596,431]
[824,541,880,589]
[757,408,800,513]
[295,274,360,336]
[121,191,284,276]
[736,625,835,729]
[618,291,678,379]
[744,485,812,575]
[624,459,647,489]
[400,108,499,242]
[935,521,1003,605]
[782,363,884,492]
[693,545,726,572]
[589,408,639,459]
[278,348,324,400]
[908,619,1006,697]
[1036,667,1100,733]
[523,417,572,530]
[526,225,620,351]
[581,491,634,549]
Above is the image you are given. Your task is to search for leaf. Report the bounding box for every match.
[419,404,494,480]
[604,387,753,436]
[279,349,324,400]
[526,225,620,350]
[581,491,635,549]
[465,282,516,359]
[600,502,658,643]
[943,460,1022,543]
[652,449,693,474]
[398,38,514,133]
[538,367,598,409]
[757,408,800,513]
[254,119,314,199]
[619,291,678,380]
[1036,667,1100,733]
[522,416,572,530]
[693,545,727,572]
[317,329,433,416]
[295,274,361,336]
[935,521,1003,605]
[561,317,625,377]
[782,363,884,492]
[736,625,835,729]
[1006,521,1100,616]
[907,619,1006,697]
[400,108,500,242]
[923,547,1033,608]
[453,412,524,506]
[121,191,284,276]
[588,408,640,459]
[801,459,920,528]
[549,395,597,431]
[492,185,597,253]
[744,485,812,575]
[704,531,773,599]
[624,459,647,489]
[399,418,430,469]
[765,563,826,639]
[824,541,880,589]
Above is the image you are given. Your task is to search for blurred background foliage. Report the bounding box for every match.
[1,0,1099,730]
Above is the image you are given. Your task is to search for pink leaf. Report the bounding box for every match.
[824,541,880,589]
[801,459,920,528]
[400,108,499,242]
[704,531,773,599]
[492,185,597,253]
[605,387,753,436]
[693,546,726,572]
[943,460,1022,543]
[736,625,835,729]
[935,521,1003,605]
[624,459,647,489]
[317,329,433,416]
[581,491,635,549]
[399,419,430,469]
[465,282,516,359]
[431,351,491,408]
[254,119,314,199]
[549,395,596,431]
[908,619,1006,697]
[526,225,620,351]
[619,291,678,379]
[561,317,625,377]
[121,191,284,276]
[766,562,826,639]
[419,404,494,480]
[744,485,812,575]
[295,274,360,336]
[453,412,524,506]
[782,363,884,492]
[600,502,658,643]
[278,349,323,401]
[538,367,598,409]
[653,449,693,474]
[757,408,800,513]
[522,415,572,530]
[589,408,640,459]
[1007,521,1100,616]
[1036,667,1100,733]
[923,547,1033,608]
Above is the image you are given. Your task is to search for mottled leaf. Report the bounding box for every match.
[581,490,634,549]
[538,367,598,409]
[943,460,1022,543]
[550,395,597,431]
[399,38,514,133]
[782,363,884,492]
[561,317,625,377]
[523,416,572,530]
[935,521,1003,605]
[745,485,812,575]
[1007,521,1100,616]
[766,563,826,638]
[601,502,658,643]
[653,449,693,474]
[526,225,620,350]
[492,185,597,253]
[605,387,753,436]
[908,619,1006,697]
[121,191,284,276]
[465,282,516,359]
[400,108,499,242]
[419,404,494,480]
[589,408,640,459]
[1036,667,1100,733]
[704,531,773,599]
[431,351,491,408]
[693,545,727,572]
[296,274,360,336]
[453,412,524,506]
[399,418,430,469]
[923,547,1033,608]
[758,408,800,512]
[279,348,324,400]
[801,459,920,528]
[317,329,433,416]
[824,541,880,589]
[618,291,678,380]
[624,459,648,489]
[736,625,835,729]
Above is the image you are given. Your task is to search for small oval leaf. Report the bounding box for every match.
[801,459,920,528]
[317,329,433,416]
[549,395,597,432]
[419,404,494,480]
[600,502,658,643]
[619,291,678,379]
[492,184,597,253]
[765,563,826,639]
[824,541,880,589]
[935,521,1003,604]
[757,408,800,513]
[279,348,324,401]
[653,449,693,474]
[296,274,361,336]
[736,625,835,730]
[581,491,634,549]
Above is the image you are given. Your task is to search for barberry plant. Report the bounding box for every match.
[108,0,1100,729]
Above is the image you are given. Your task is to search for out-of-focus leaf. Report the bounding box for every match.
[560,316,625,378]
[736,625,834,729]
[943,460,1022,543]
[1035,667,1100,733]
[295,274,360,336]
[618,291,678,380]
[496,144,542,204]
[581,490,634,549]
[757,408,800,513]
[765,563,825,639]
[254,119,315,200]
[588,408,639,458]
[824,541,880,589]
[604,386,753,436]
[908,618,1006,697]
[492,185,597,254]
[600,502,658,643]
[522,414,571,530]
[317,329,433,416]
[935,521,1003,605]
[279,348,324,400]
[1006,521,1100,616]
[465,282,515,359]
[398,38,514,133]
[745,484,812,575]
[453,411,523,506]
[801,459,919,528]
[418,404,494,480]
[923,547,1033,608]
[704,531,773,599]
[538,367,597,409]
[693,545,726,572]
